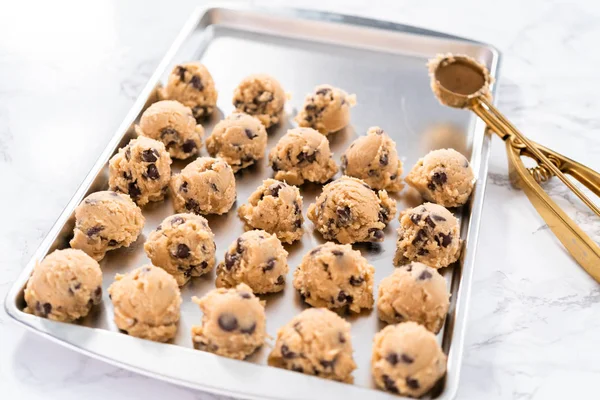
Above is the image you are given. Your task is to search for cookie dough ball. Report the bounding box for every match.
[191,283,266,360]
[293,242,374,313]
[24,249,102,322]
[405,148,474,207]
[394,203,461,269]
[161,62,218,119]
[206,112,267,172]
[372,322,447,397]
[135,100,203,160]
[109,137,172,206]
[144,213,216,286]
[170,157,236,215]
[307,176,396,244]
[268,308,357,383]
[269,127,338,185]
[378,262,449,333]
[341,126,403,192]
[238,179,304,244]
[70,191,145,261]
[232,74,286,128]
[216,230,288,294]
[108,265,181,342]
[295,84,356,135]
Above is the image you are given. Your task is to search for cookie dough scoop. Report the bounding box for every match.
[269,127,338,185]
[372,322,447,397]
[377,262,449,333]
[108,265,181,342]
[295,84,356,135]
[70,191,145,261]
[394,203,461,269]
[293,242,374,313]
[24,249,103,322]
[161,62,218,119]
[216,230,288,294]
[191,283,266,360]
[307,176,396,244]
[135,100,203,159]
[232,74,286,128]
[341,126,403,192]
[268,308,357,383]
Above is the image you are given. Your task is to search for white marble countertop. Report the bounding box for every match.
[1,0,599,399]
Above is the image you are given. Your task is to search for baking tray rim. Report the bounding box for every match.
[4,4,501,400]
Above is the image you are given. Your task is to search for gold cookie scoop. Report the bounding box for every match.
[428,54,600,281]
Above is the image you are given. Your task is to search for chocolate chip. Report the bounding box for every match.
[276,275,285,285]
[144,164,160,180]
[337,291,353,304]
[418,269,433,280]
[435,233,452,248]
[180,181,188,193]
[431,171,447,187]
[432,214,446,222]
[379,208,389,223]
[424,215,436,228]
[176,66,187,81]
[171,216,185,226]
[297,151,317,164]
[236,237,244,254]
[263,258,275,272]
[269,182,284,197]
[108,239,118,246]
[406,377,420,390]
[281,344,296,359]
[185,199,200,213]
[128,181,141,198]
[402,354,415,363]
[369,228,385,240]
[390,173,397,180]
[417,248,429,256]
[382,375,399,394]
[336,206,351,226]
[338,332,346,343]
[380,153,388,166]
[141,149,159,162]
[94,286,102,299]
[174,243,190,259]
[374,128,384,135]
[86,225,104,237]
[160,127,179,139]
[394,310,405,320]
[349,276,364,286]
[240,323,257,335]
[189,75,203,90]
[405,264,413,272]
[239,292,252,299]
[291,365,304,373]
[122,170,132,181]
[319,359,336,369]
[412,229,427,245]
[310,248,321,256]
[245,129,256,139]
[386,352,399,365]
[316,88,331,96]
[125,147,131,161]
[218,313,238,332]
[410,213,421,224]
[332,250,343,256]
[305,104,317,111]
[182,139,197,153]
[271,160,281,171]
[42,302,52,316]
[210,183,218,191]
[224,252,238,270]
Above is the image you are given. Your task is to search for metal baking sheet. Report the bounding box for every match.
[5,5,500,400]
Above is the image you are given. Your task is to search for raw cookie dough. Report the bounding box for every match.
[237,179,304,244]
[161,62,218,119]
[24,249,102,322]
[70,191,145,261]
[135,100,203,160]
[206,112,267,172]
[109,136,172,206]
[295,84,356,135]
[293,242,374,313]
[372,322,447,397]
[307,176,396,244]
[232,74,286,128]
[108,265,181,342]
[216,230,288,294]
[394,203,461,269]
[405,148,474,207]
[191,283,266,360]
[144,213,216,286]
[170,157,236,215]
[341,126,403,191]
[268,308,357,383]
[269,127,338,185]
[377,262,449,333]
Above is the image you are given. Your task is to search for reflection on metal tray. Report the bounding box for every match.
[5,5,499,400]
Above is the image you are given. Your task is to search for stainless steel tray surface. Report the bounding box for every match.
[5,5,499,400]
